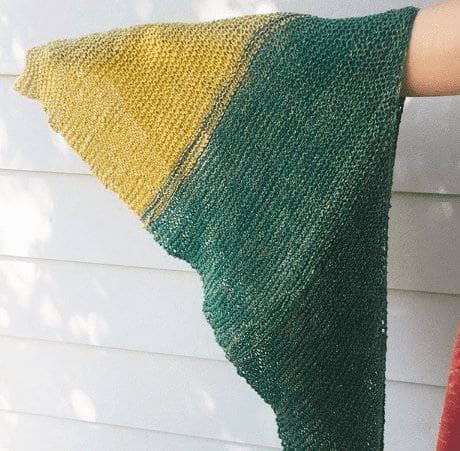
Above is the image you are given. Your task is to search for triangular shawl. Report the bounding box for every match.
[14,5,420,449]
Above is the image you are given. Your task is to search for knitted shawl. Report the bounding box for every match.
[14,5,420,449]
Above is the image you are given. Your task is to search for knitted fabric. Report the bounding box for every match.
[14,5,420,449]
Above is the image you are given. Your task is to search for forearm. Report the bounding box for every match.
[402,0,460,97]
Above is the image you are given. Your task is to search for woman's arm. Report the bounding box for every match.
[402,0,460,97]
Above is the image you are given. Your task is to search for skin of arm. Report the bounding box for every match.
[402,0,460,97]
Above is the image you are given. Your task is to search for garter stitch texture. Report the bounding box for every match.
[14,5,420,449]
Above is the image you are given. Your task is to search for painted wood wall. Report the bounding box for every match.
[0,1,459,449]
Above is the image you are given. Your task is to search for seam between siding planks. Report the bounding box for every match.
[1,168,460,201]
[0,332,451,389]
[0,407,282,450]
[1,252,459,298]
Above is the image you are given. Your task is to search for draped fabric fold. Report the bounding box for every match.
[14,5,420,449]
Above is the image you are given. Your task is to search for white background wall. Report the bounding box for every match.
[0,1,459,450]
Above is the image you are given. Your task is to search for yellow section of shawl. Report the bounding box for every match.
[142,13,297,223]
[14,14,281,217]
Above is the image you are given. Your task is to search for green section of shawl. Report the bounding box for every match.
[144,6,419,450]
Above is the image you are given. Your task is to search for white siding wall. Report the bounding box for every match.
[0,1,458,450]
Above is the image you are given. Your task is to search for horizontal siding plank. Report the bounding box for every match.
[0,170,458,294]
[395,96,460,195]
[0,170,191,272]
[0,335,445,450]
[387,193,460,294]
[0,335,281,448]
[0,411,278,451]
[385,381,444,451]
[0,256,226,361]
[0,256,458,387]
[0,1,431,74]
[2,78,459,196]
[0,78,90,174]
[385,289,459,386]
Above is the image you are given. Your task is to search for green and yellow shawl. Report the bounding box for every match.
[14,5,420,449]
